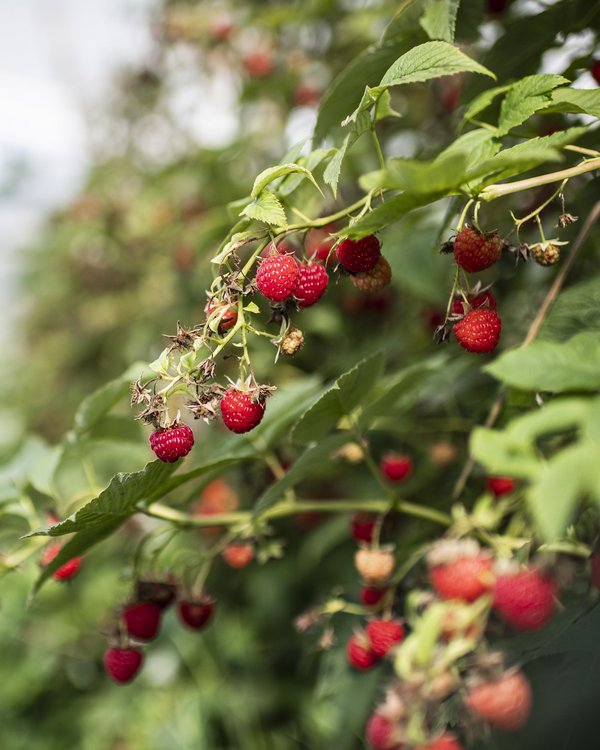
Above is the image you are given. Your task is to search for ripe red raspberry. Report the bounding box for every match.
[453,309,501,354]
[365,712,403,750]
[365,618,404,658]
[177,596,215,631]
[453,226,503,272]
[220,388,265,433]
[466,670,532,731]
[336,235,381,273]
[222,542,254,569]
[428,545,494,602]
[355,548,395,585]
[380,453,413,483]
[149,424,194,462]
[40,543,82,581]
[351,512,376,544]
[360,586,388,608]
[346,634,378,670]
[205,300,238,333]
[592,60,600,86]
[451,290,496,317]
[349,256,392,293]
[135,579,177,610]
[416,733,464,750]
[486,475,516,498]
[295,264,329,307]
[493,568,556,631]
[256,253,299,302]
[103,646,143,684]
[590,551,600,591]
[122,601,162,641]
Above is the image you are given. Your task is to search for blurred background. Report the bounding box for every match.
[1,1,600,748]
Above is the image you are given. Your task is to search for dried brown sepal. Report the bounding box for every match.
[558,212,578,228]
[164,322,202,351]
[440,238,455,255]
[434,323,452,344]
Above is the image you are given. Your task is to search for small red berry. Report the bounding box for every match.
[40,543,82,581]
[103,647,143,684]
[178,596,215,631]
[429,552,494,602]
[493,568,556,631]
[295,264,329,307]
[149,424,194,462]
[486,476,516,498]
[256,253,300,302]
[122,601,162,641]
[360,586,388,608]
[351,512,376,544]
[380,453,413,483]
[453,226,503,272]
[243,50,275,78]
[592,60,600,86]
[336,235,381,273]
[346,634,378,670]
[453,308,501,354]
[222,542,255,569]
[416,733,464,750]
[451,290,496,317]
[365,618,404,658]
[466,670,532,731]
[365,713,403,750]
[220,388,265,433]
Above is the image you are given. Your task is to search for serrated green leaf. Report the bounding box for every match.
[462,84,511,122]
[277,150,334,197]
[360,150,469,194]
[544,87,600,119]
[420,0,460,43]
[497,74,569,136]
[340,192,446,240]
[484,334,600,393]
[251,163,323,198]
[242,189,287,227]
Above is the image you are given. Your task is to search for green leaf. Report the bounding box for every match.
[540,276,600,342]
[462,84,511,122]
[323,110,371,196]
[292,352,385,444]
[497,74,569,136]
[251,163,323,198]
[277,150,334,197]
[241,189,287,227]
[360,151,469,194]
[544,87,600,119]
[420,0,460,43]
[470,428,541,481]
[374,90,402,122]
[484,334,600,393]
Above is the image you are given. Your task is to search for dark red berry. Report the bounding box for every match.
[135,579,178,610]
[360,586,388,608]
[453,226,503,272]
[380,453,413,483]
[351,512,376,544]
[220,388,265,433]
[122,601,162,641]
[336,235,381,273]
[149,424,194,462]
[493,568,556,631]
[453,309,501,354]
[178,596,215,631]
[592,60,600,86]
[486,476,516,498]
[40,543,82,581]
[104,647,143,684]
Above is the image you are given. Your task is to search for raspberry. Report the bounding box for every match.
[380,453,413,483]
[428,543,494,602]
[205,300,238,332]
[416,733,463,750]
[149,424,194,462]
[305,225,337,264]
[466,670,532,731]
[222,542,255,569]
[453,226,503,272]
[103,647,143,684]
[486,476,516,498]
[365,618,404,657]
[177,596,215,631]
[451,290,496,317]
[280,326,304,356]
[336,235,381,272]
[493,568,556,631]
[365,713,403,750]
[134,579,177,610]
[355,548,395,585]
[453,309,501,354]
[360,586,388,608]
[122,601,162,641]
[351,512,376,544]
[220,388,265,433]
[592,60,600,85]
[349,256,392,293]
[295,264,329,307]
[243,50,275,78]
[530,242,560,266]
[346,634,378,670]
[256,253,299,302]
[40,543,82,581]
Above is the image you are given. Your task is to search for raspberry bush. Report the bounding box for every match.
[3,1,600,748]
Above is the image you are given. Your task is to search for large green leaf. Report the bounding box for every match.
[484,334,600,393]
[540,277,600,342]
[241,189,287,226]
[544,88,600,119]
[420,0,460,42]
[497,74,569,136]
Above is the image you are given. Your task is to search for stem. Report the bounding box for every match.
[284,196,372,233]
[371,126,386,170]
[455,199,474,232]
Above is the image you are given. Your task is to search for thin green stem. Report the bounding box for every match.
[455,199,474,232]
[371,126,386,170]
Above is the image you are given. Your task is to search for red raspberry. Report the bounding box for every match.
[243,50,275,78]
[122,601,162,641]
[466,670,532,731]
[256,253,299,302]
[351,512,376,544]
[177,596,215,631]
[135,579,177,610]
[380,453,413,483]
[453,308,501,353]
[220,388,265,433]
[103,647,143,684]
[149,424,194,462]
[336,235,381,273]
[590,551,600,591]
[360,586,388,608]
[365,618,404,658]
[592,60,600,85]
[222,542,254,569]
[40,543,82,581]
[429,553,494,602]
[453,226,503,272]
[205,300,238,332]
[295,264,329,307]
[493,568,556,631]
[346,634,378,670]
[365,713,403,750]
[486,476,516,498]
[416,733,463,750]
[451,290,496,317]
